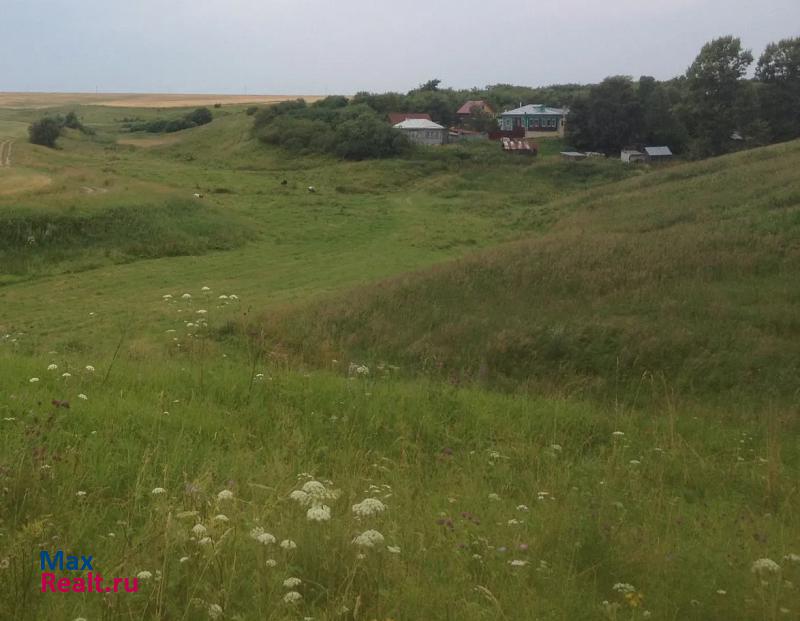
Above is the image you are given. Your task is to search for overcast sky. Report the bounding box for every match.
[1,0,798,95]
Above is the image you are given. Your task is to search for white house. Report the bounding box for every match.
[393,119,448,146]
[498,104,567,137]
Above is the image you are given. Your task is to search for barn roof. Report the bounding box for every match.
[393,119,446,130]
[644,146,673,157]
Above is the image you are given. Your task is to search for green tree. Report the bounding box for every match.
[756,37,800,141]
[28,117,63,148]
[638,76,689,152]
[685,36,753,156]
[566,76,644,153]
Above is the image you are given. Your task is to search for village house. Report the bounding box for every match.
[498,104,567,137]
[393,118,449,146]
[456,100,494,120]
[387,112,432,126]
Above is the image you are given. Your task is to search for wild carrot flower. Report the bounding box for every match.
[353,529,385,548]
[387,546,401,554]
[182,293,192,299]
[197,537,212,546]
[137,571,152,580]
[208,603,223,619]
[612,431,625,437]
[266,559,277,567]
[751,558,781,575]
[352,498,387,517]
[509,560,528,566]
[76,491,87,497]
[307,505,331,522]
[212,514,229,523]
[191,524,207,536]
[280,539,297,550]
[78,394,88,400]
[29,377,39,383]
[784,553,800,563]
[250,527,276,545]
[47,364,58,371]
[283,577,302,588]
[62,372,72,378]
[85,365,95,372]
[201,286,211,292]
[283,591,302,603]
[151,487,167,496]
[217,489,234,501]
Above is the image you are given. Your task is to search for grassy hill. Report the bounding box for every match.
[0,104,798,621]
[263,140,800,405]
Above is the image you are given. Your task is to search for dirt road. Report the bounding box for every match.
[0,140,12,166]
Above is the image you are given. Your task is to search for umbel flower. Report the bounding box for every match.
[353,529,385,548]
[751,558,781,575]
[352,498,387,518]
[306,505,331,522]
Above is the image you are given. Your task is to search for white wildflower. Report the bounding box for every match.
[208,603,223,619]
[289,490,310,506]
[47,364,58,371]
[136,571,152,580]
[352,498,387,518]
[217,489,234,501]
[29,377,39,383]
[191,524,207,536]
[612,431,625,437]
[387,545,401,554]
[751,558,781,575]
[62,372,72,378]
[629,459,641,466]
[488,493,501,501]
[179,556,190,563]
[613,583,636,594]
[784,553,800,563]
[228,294,239,300]
[250,527,276,545]
[181,293,192,299]
[280,539,297,550]
[212,514,229,523]
[196,309,207,315]
[509,560,529,567]
[162,294,173,299]
[151,487,167,496]
[197,537,212,546]
[352,529,385,548]
[517,504,529,512]
[265,559,277,567]
[201,286,211,292]
[283,591,302,604]
[85,365,95,372]
[78,394,88,400]
[306,505,331,522]
[76,491,87,497]
[283,577,302,588]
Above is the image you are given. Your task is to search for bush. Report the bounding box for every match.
[28,117,63,148]
[127,107,213,134]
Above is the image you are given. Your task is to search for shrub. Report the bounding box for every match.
[28,117,63,148]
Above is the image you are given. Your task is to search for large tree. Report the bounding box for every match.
[756,37,800,141]
[685,36,753,156]
[566,76,644,153]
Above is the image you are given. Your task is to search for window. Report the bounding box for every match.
[532,119,539,128]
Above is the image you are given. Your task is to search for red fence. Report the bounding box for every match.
[488,128,525,140]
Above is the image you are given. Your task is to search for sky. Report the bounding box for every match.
[0,0,798,95]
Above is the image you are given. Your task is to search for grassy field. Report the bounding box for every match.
[0,102,798,621]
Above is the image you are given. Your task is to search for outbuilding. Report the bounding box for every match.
[644,146,673,162]
[393,119,448,146]
[621,149,646,164]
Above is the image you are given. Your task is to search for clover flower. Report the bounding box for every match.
[353,529,385,548]
[306,505,331,522]
[283,591,302,604]
[283,577,302,588]
[352,498,387,518]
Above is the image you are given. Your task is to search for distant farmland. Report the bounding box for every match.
[0,92,323,109]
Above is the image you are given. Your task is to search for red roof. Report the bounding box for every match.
[457,100,494,116]
[388,112,432,126]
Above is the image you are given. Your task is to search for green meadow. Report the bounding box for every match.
[0,104,798,621]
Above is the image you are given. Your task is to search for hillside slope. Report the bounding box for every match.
[263,140,800,403]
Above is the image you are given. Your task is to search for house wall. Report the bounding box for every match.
[500,115,565,137]
[400,128,448,146]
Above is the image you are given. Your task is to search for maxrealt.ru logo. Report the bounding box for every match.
[40,551,139,594]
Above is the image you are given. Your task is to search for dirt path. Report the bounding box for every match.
[0,140,12,166]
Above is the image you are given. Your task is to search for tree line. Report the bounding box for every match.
[566,36,800,157]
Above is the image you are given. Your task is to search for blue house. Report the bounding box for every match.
[498,104,567,137]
